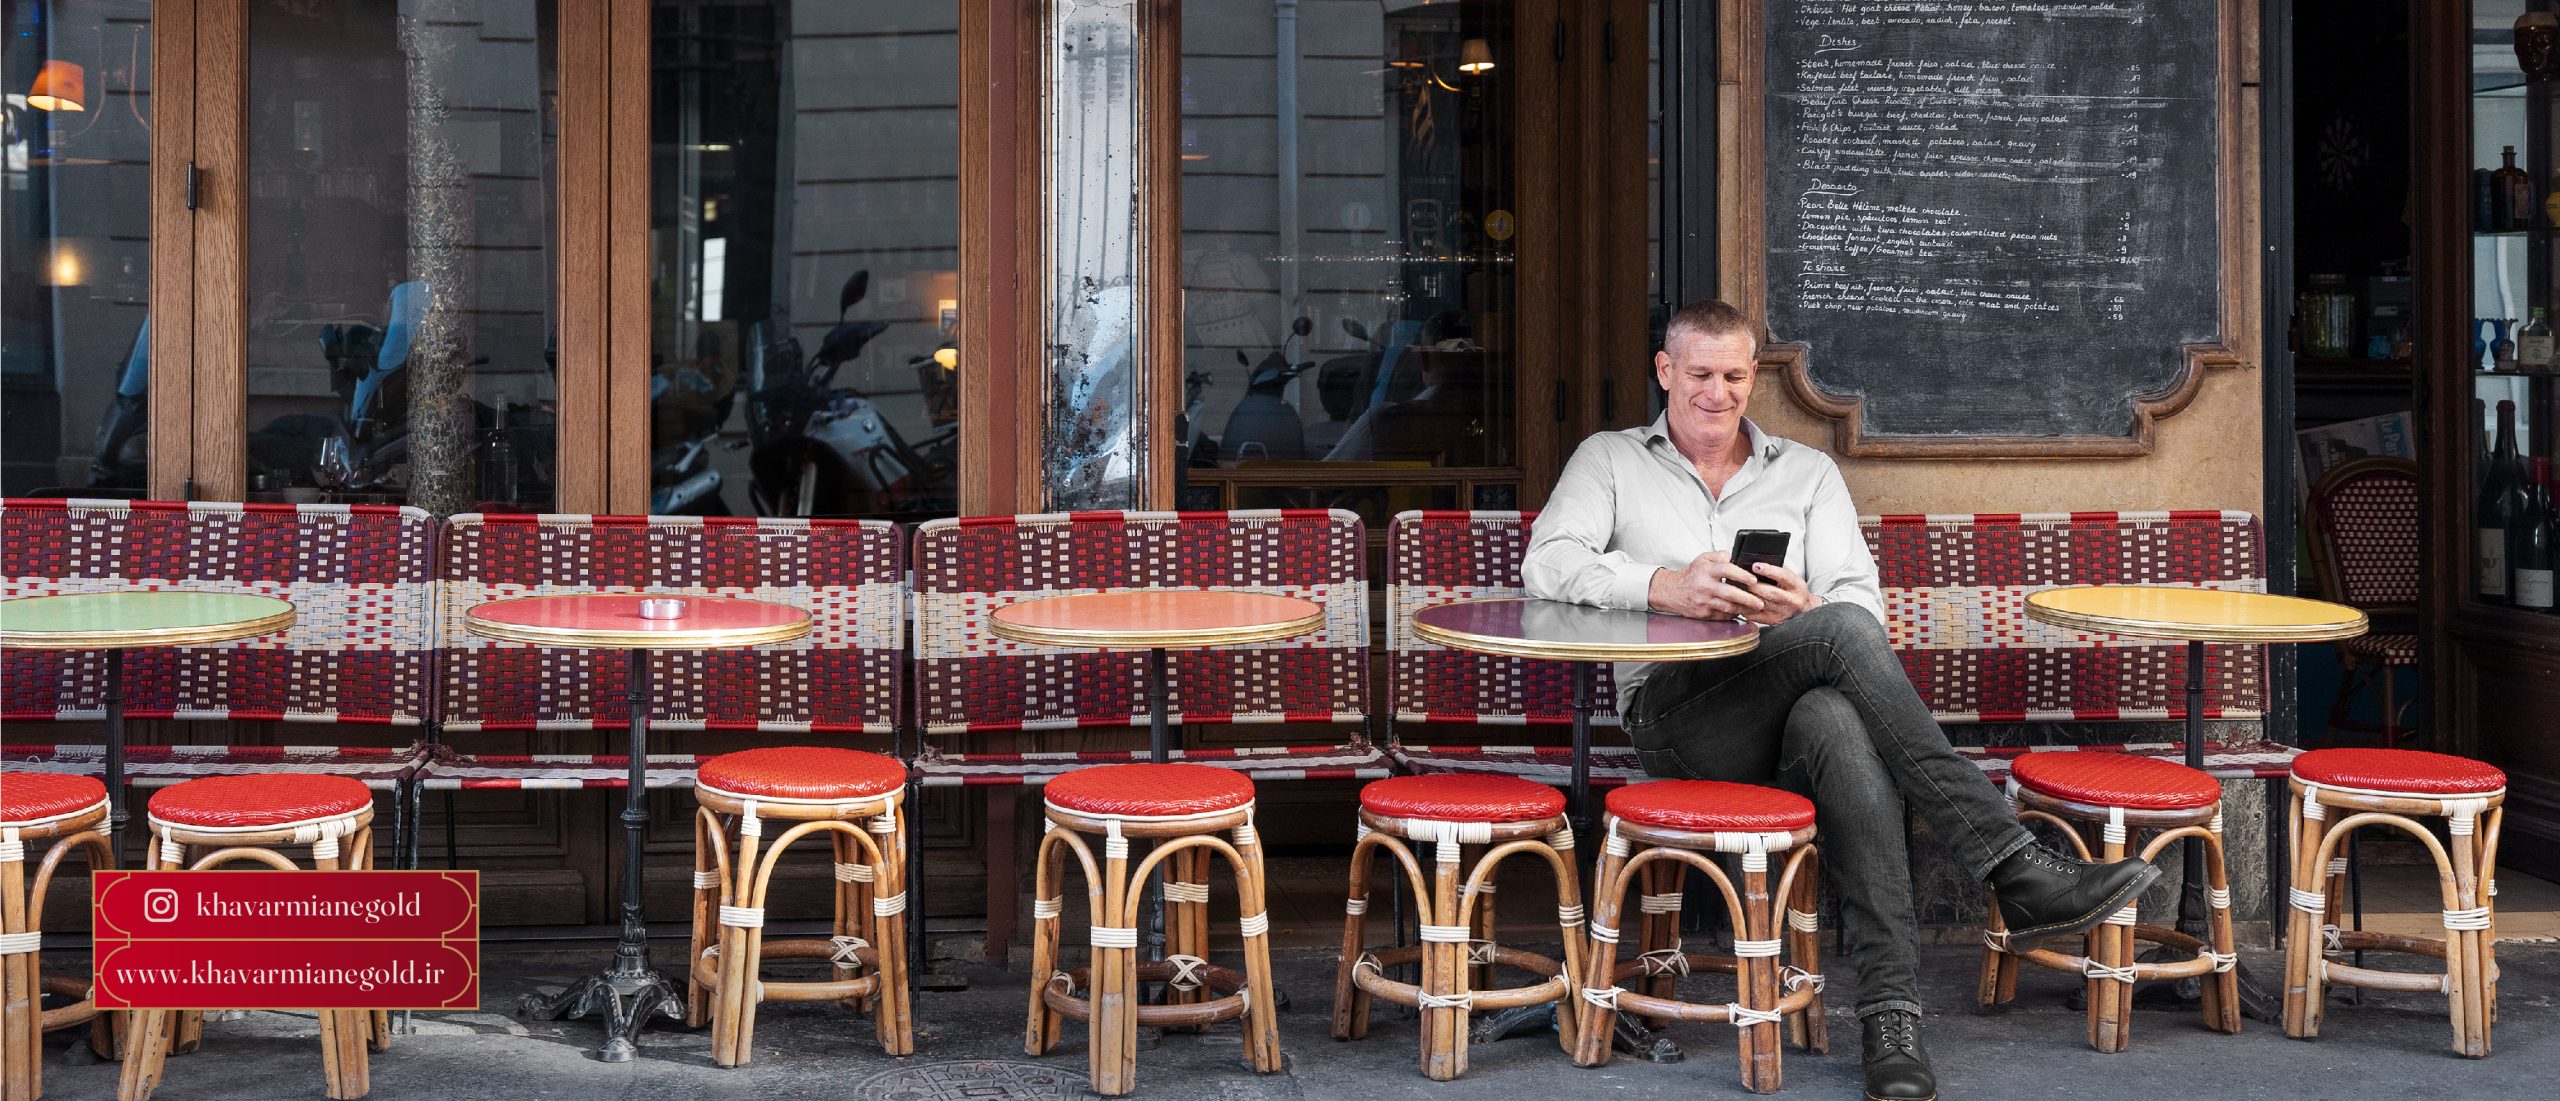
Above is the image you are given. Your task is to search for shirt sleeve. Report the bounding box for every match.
[1523,436,1661,611]
[1802,455,1884,627]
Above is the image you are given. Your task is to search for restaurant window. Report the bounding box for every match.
[1176,0,1521,522]
[239,0,562,513]
[2,0,151,498]
[649,0,961,521]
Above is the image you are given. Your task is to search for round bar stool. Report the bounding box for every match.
[2281,748,2505,1057]
[1329,774,1586,1080]
[686,747,913,1067]
[1976,753,2241,1051]
[1573,781,1825,1095]
[4,773,115,1101]
[1024,763,1281,1096]
[120,774,381,1101]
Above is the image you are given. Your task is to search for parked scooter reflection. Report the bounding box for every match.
[744,271,958,518]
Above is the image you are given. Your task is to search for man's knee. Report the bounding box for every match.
[1792,599,1890,649]
[1783,689,1901,810]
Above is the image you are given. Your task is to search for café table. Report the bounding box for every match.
[0,591,297,839]
[465,592,810,1062]
[2024,584,2366,1020]
[986,589,1326,763]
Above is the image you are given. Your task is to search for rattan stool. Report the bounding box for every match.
[2281,748,2505,1057]
[3,773,115,1101]
[119,774,382,1101]
[1573,780,1825,1094]
[1025,763,1281,1096]
[1330,774,1585,1080]
[687,747,914,1067]
[1977,752,2240,1050]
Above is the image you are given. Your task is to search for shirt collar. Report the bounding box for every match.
[1642,413,1771,463]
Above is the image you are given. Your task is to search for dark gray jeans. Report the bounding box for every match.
[1621,601,2033,1018]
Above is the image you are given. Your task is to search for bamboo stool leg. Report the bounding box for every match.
[116,830,176,1101]
[1635,859,1679,1029]
[2282,790,2330,1040]
[2448,811,2485,1057]
[866,809,914,1056]
[315,835,368,1100]
[2,826,34,1101]
[1570,826,1630,1069]
[1234,818,1283,1076]
[1466,851,1498,995]
[1090,826,1136,1097]
[2201,827,2242,1035]
[356,827,392,1055]
[1330,831,1380,1042]
[1167,846,1211,1030]
[710,810,765,1069]
[2091,819,2132,1053]
[1738,849,1780,1094]
[1786,847,1827,1055]
[1548,829,1587,1058]
[687,812,717,1027]
[1419,834,1464,1081]
[1024,827,1069,1057]
[836,828,870,1016]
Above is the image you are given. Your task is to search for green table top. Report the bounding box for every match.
[0,591,297,650]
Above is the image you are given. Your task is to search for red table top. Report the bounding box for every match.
[987,590,1324,650]
[1410,597,1758,663]
[463,594,811,650]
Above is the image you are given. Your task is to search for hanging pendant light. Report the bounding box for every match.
[28,60,87,111]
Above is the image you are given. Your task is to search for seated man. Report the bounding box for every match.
[1524,299,2158,1101]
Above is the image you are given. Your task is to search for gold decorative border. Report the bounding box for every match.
[2023,588,2368,645]
[0,596,296,651]
[463,596,812,650]
[986,595,1325,651]
[1408,598,1762,663]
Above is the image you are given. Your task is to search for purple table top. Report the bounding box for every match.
[1409,597,1758,663]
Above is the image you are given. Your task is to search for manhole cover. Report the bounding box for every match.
[859,1060,1077,1101]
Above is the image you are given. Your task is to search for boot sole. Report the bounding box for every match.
[1867,1094,1935,1101]
[2001,863,2164,941]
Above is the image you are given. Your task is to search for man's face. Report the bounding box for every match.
[1654,329,1757,445]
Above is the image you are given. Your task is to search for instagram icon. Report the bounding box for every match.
[143,887,180,923]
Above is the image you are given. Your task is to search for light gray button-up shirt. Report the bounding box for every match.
[1522,414,1885,698]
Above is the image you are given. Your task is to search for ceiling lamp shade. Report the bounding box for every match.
[1458,38,1495,75]
[28,60,86,111]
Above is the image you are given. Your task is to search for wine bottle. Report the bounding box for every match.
[2497,146,2536,230]
[2518,457,2556,612]
[2479,400,2525,602]
[2523,308,2555,371]
[479,393,518,505]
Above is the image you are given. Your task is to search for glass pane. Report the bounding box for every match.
[1179,0,1517,475]
[244,0,560,512]
[650,0,962,521]
[3,0,152,497]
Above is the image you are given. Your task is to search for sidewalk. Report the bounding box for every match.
[30,940,2558,1100]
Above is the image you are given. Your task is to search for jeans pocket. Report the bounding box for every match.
[1635,746,1689,779]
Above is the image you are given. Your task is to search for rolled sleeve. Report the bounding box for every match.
[1524,438,1660,612]
[1803,457,1884,626]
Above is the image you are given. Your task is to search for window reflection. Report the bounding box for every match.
[1179,0,1516,522]
[651,0,961,521]
[2,0,152,497]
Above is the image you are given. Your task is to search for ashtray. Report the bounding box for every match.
[638,598,689,621]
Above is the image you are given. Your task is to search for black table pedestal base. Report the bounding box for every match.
[517,966,684,1063]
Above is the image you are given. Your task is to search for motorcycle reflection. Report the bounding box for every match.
[743,271,959,518]
[651,329,738,515]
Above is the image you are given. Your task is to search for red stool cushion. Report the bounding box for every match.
[1046,763,1255,818]
[2009,752,2222,811]
[696,747,906,801]
[1605,780,1815,832]
[2,772,107,825]
[149,774,373,829]
[2292,748,2506,796]
[1361,774,1566,824]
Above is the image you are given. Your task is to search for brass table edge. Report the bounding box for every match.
[2022,602,2369,645]
[0,606,298,651]
[462,595,814,650]
[985,607,1327,651]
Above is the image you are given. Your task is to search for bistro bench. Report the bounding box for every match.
[1,498,437,848]
[1383,509,2288,797]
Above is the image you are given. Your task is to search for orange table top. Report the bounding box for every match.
[987,590,1324,650]
[2024,586,2367,644]
[464,594,811,650]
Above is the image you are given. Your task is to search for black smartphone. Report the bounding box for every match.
[1728,529,1792,588]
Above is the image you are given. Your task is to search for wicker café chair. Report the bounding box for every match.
[2,773,114,1101]
[1977,753,2241,1051]
[1573,781,1826,1095]
[2283,748,2505,1057]
[2306,457,2420,747]
[1331,774,1587,1080]
[1025,763,1283,1096]
[118,774,383,1101]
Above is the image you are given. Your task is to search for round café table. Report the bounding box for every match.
[1410,597,1759,839]
[987,589,1325,762]
[0,591,296,838]
[2025,585,2366,1021]
[465,593,809,1063]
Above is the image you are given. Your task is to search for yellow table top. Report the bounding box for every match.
[2024,586,2367,644]
[987,590,1324,650]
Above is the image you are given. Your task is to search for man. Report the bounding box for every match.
[1524,300,2159,1101]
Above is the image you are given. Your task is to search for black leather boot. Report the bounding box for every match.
[1860,1009,1935,1101]
[1988,843,2161,940]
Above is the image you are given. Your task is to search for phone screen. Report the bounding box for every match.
[1728,529,1791,588]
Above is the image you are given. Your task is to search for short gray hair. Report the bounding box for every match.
[1662,299,1758,357]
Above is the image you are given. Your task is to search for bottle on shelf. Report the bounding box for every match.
[2519,458,2556,613]
[2494,317,2519,371]
[2523,308,2555,371]
[2496,146,2536,231]
[2477,169,2499,232]
[479,393,518,506]
[2480,399,2526,604]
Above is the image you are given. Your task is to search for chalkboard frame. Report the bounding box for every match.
[1721,0,2260,458]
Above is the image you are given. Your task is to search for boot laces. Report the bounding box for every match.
[2024,845,2084,874]
[1874,1011,1921,1059]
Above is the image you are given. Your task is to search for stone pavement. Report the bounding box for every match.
[29,941,2558,1100]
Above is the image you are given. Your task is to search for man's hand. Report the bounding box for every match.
[1649,553,1820,625]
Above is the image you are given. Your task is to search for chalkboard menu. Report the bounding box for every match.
[1764,0,2227,448]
